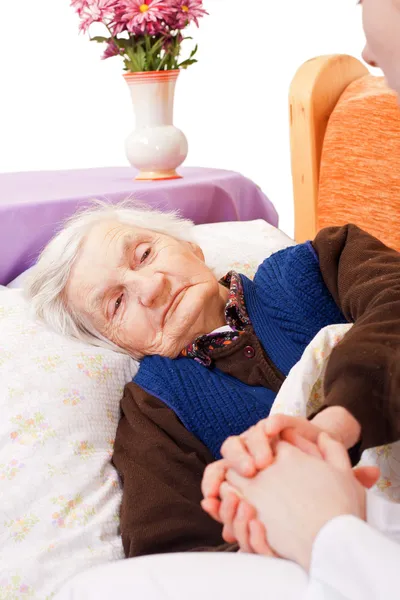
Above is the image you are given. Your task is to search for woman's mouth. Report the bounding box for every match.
[162,287,187,326]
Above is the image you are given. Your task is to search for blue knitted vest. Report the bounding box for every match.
[134,242,348,458]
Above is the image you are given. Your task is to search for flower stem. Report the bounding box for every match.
[105,23,123,56]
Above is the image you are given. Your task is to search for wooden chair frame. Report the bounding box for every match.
[289,54,369,242]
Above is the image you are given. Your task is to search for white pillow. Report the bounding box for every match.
[191,219,294,279]
[0,288,138,598]
[7,267,34,289]
[0,219,293,597]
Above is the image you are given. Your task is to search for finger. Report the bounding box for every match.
[232,500,256,554]
[248,519,276,556]
[201,498,222,523]
[354,466,380,489]
[282,429,323,458]
[225,468,249,496]
[201,460,228,498]
[241,423,274,470]
[221,436,257,477]
[219,483,240,529]
[222,523,237,544]
[219,482,241,542]
[264,414,320,443]
[318,432,351,471]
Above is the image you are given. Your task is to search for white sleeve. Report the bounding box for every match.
[366,490,400,544]
[306,514,400,600]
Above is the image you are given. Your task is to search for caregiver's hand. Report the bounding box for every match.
[201,411,337,528]
[201,431,321,520]
[202,435,319,549]
[202,433,324,548]
[202,430,378,552]
[201,417,324,521]
[225,433,375,571]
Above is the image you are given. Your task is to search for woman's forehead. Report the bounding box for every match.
[85,220,148,248]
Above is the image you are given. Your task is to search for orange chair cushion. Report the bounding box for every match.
[318,75,400,251]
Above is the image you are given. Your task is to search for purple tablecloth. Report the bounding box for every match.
[0,166,278,285]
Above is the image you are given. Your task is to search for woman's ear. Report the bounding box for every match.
[188,241,205,261]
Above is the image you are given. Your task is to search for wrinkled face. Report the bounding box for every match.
[66,220,228,359]
[361,0,400,95]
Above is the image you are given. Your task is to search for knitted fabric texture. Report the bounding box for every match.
[134,242,348,458]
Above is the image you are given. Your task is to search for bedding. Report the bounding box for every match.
[7,268,33,289]
[0,219,293,598]
[0,288,137,598]
[54,552,308,600]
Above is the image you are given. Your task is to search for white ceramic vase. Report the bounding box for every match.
[123,69,188,181]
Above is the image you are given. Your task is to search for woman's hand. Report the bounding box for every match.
[201,413,378,553]
[220,407,361,478]
[201,415,325,530]
[225,433,375,570]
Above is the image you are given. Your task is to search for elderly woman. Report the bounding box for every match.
[28,197,400,557]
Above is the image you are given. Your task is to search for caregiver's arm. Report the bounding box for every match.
[112,382,236,557]
[307,514,400,600]
[308,489,400,598]
[313,224,400,454]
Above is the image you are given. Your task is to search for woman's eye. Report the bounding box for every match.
[140,248,151,263]
[114,294,123,314]
[134,243,152,266]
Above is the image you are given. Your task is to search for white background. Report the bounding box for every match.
[0,0,374,235]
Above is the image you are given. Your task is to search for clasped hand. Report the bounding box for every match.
[201,409,379,570]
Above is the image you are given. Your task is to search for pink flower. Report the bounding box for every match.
[77,0,118,32]
[71,0,87,15]
[170,0,207,28]
[102,39,120,59]
[118,0,170,33]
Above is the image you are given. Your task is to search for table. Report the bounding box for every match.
[0,166,278,285]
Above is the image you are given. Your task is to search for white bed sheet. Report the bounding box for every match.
[54,552,307,600]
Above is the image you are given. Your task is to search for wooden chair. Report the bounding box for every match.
[289,54,400,249]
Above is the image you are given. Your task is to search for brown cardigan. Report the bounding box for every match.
[112,225,400,559]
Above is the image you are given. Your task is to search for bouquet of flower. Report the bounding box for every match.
[71,0,208,72]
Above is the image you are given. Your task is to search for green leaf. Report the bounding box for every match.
[136,45,146,71]
[177,58,198,69]
[125,45,146,72]
[148,37,164,58]
[115,38,131,50]
[123,58,132,71]
[90,36,109,44]
[189,44,198,59]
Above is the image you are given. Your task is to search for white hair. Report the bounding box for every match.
[26,200,194,353]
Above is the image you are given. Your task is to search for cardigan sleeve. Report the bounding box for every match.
[112,381,236,558]
[312,225,400,456]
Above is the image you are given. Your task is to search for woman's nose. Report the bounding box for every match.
[134,272,167,307]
